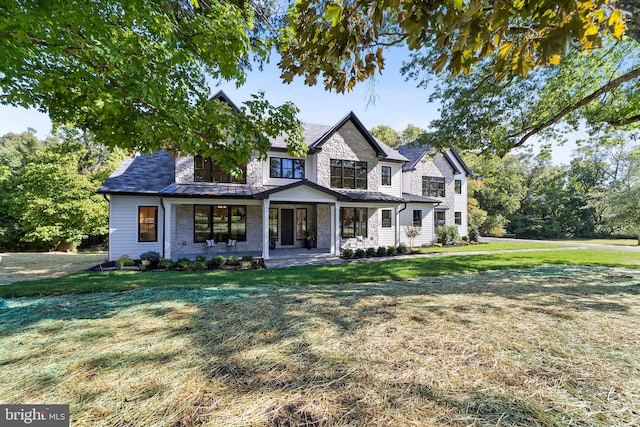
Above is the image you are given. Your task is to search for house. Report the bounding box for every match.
[97,92,471,261]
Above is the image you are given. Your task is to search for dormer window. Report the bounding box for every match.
[194,155,246,183]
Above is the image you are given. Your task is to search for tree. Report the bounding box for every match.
[370,125,400,147]
[1,1,305,175]
[282,1,629,91]
[0,128,124,251]
[281,1,637,154]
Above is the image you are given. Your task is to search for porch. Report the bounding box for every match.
[176,247,342,268]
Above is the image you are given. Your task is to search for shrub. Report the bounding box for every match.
[241,255,254,264]
[139,259,151,271]
[342,248,354,258]
[404,225,421,247]
[116,255,135,269]
[240,261,252,269]
[139,251,161,263]
[397,243,408,254]
[226,255,240,266]
[176,258,192,270]
[387,246,397,256]
[461,235,469,242]
[157,257,173,269]
[366,247,376,257]
[195,255,207,263]
[208,255,225,269]
[355,248,366,258]
[376,246,387,256]
[191,261,207,271]
[436,225,460,246]
[469,227,480,242]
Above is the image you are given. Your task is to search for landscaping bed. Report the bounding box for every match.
[89,253,266,272]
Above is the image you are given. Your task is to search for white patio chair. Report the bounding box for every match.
[205,239,217,253]
[226,239,237,252]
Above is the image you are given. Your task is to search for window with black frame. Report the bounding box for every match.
[270,157,305,179]
[194,155,246,183]
[412,209,422,227]
[422,176,445,197]
[194,205,246,242]
[330,159,367,189]
[138,206,158,242]
[381,166,391,186]
[341,207,367,238]
[381,209,392,228]
[434,211,446,229]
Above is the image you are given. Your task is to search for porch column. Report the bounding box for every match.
[262,199,270,260]
[395,206,401,246]
[333,201,341,256]
[164,201,172,260]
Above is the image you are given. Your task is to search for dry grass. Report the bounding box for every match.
[1,265,639,426]
[0,252,107,285]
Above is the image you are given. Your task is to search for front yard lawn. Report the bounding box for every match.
[0,252,108,285]
[1,265,638,426]
[2,248,640,298]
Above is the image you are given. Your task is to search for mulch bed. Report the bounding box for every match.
[88,258,266,272]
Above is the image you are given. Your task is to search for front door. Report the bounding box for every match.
[281,209,295,245]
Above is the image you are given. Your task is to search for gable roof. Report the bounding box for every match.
[97,151,175,195]
[397,141,472,176]
[209,90,240,112]
[254,179,347,200]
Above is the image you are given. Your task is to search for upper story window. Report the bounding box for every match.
[422,176,445,197]
[194,156,246,183]
[381,166,391,186]
[330,159,367,189]
[455,179,462,194]
[455,211,462,225]
[270,157,305,179]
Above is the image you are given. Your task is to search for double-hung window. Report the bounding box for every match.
[381,166,392,186]
[330,159,367,189]
[270,157,305,179]
[381,209,392,228]
[413,209,422,227]
[422,176,445,197]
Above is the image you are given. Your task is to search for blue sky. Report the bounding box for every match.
[0,49,577,164]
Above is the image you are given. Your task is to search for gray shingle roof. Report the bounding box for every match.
[397,142,433,171]
[270,123,333,150]
[97,151,175,194]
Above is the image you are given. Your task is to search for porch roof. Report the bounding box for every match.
[158,183,274,198]
[401,193,443,204]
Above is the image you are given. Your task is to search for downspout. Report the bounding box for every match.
[103,194,111,261]
[160,197,165,258]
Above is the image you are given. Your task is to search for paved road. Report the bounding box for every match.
[482,236,640,252]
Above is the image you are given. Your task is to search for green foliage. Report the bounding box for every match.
[387,246,398,256]
[139,259,151,271]
[195,255,208,263]
[282,1,626,94]
[226,256,240,266]
[157,258,173,269]
[241,255,254,264]
[366,247,377,257]
[376,246,387,257]
[369,125,400,147]
[140,251,161,263]
[342,248,354,258]
[397,243,409,254]
[0,127,123,250]
[354,248,366,258]
[208,255,226,269]
[176,258,193,270]
[116,255,135,269]
[1,1,306,164]
[436,226,460,246]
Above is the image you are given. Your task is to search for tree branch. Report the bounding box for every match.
[511,67,640,147]
[607,113,640,126]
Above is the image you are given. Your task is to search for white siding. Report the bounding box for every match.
[399,204,435,246]
[378,208,396,246]
[109,195,164,261]
[379,161,402,198]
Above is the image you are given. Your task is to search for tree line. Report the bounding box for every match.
[0,128,123,251]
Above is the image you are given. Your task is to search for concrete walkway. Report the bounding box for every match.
[263,237,640,269]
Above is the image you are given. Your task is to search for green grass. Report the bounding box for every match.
[3,248,640,298]
[553,238,639,247]
[2,265,639,426]
[0,252,108,285]
[416,241,566,253]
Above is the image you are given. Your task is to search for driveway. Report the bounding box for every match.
[482,236,640,252]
